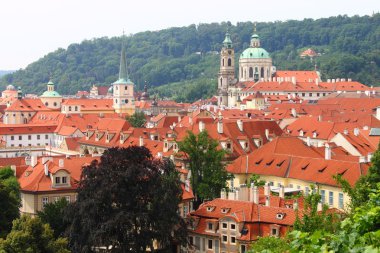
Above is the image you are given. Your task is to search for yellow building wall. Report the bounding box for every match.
[230,173,348,209]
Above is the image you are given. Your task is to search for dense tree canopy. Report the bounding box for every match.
[1,14,379,102]
[178,130,233,205]
[0,215,70,253]
[37,198,69,239]
[65,146,187,253]
[0,167,20,238]
[125,111,147,128]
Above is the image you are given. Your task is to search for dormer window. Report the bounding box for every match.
[276,213,285,220]
[221,208,230,214]
[207,222,213,231]
[206,206,215,212]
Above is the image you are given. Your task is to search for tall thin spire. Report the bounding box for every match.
[118,31,129,82]
[254,22,257,33]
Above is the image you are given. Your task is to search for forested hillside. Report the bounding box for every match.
[1,14,379,102]
[0,70,14,78]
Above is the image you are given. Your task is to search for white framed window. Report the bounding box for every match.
[207,222,213,231]
[65,196,71,202]
[230,223,236,230]
[208,239,213,250]
[54,196,60,202]
[271,227,279,237]
[329,191,334,206]
[222,235,228,243]
[339,192,344,209]
[230,236,236,244]
[55,177,60,184]
[321,190,325,203]
[222,222,228,229]
[42,196,49,206]
[241,245,247,253]
[62,176,67,184]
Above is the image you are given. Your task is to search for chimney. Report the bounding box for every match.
[139,136,144,147]
[44,164,49,176]
[198,121,205,132]
[217,119,223,134]
[279,185,285,198]
[291,108,297,118]
[264,182,270,196]
[178,115,181,123]
[325,143,331,160]
[10,165,16,176]
[353,128,359,136]
[318,115,322,122]
[41,156,52,164]
[59,159,64,168]
[291,76,296,85]
[368,153,373,162]
[359,156,367,163]
[343,129,348,135]
[237,120,243,132]
[265,129,269,140]
[265,195,270,206]
[239,184,249,201]
[315,78,319,86]
[306,136,311,146]
[189,117,193,126]
[250,184,259,204]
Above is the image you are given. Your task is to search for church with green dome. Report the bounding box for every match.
[217,24,276,107]
[40,79,63,109]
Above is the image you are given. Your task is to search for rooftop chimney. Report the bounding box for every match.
[139,136,144,147]
[306,136,311,146]
[264,182,270,196]
[359,156,367,163]
[291,108,297,118]
[291,76,296,85]
[354,128,359,136]
[44,164,49,176]
[279,185,285,198]
[265,195,270,206]
[325,143,331,160]
[198,121,205,132]
[343,129,348,135]
[237,120,243,132]
[217,119,223,134]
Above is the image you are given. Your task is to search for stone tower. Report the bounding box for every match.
[113,35,135,115]
[217,32,235,107]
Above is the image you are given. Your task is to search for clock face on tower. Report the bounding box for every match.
[228,50,232,55]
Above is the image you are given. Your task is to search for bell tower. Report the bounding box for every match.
[217,32,235,107]
[113,33,135,115]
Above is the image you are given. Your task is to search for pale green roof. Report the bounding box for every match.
[240,47,270,59]
[223,32,232,48]
[41,90,62,97]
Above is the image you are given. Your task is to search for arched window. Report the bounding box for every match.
[53,102,57,107]
[220,77,223,88]
[249,67,253,78]
[222,58,225,67]
[261,67,264,78]
[125,99,129,104]
[228,58,232,67]
[75,106,78,111]
[45,102,48,106]
[68,106,72,111]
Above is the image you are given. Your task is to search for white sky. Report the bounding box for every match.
[0,0,378,70]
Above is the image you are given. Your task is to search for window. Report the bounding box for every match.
[54,102,57,107]
[65,196,71,202]
[228,58,232,67]
[305,186,310,196]
[62,176,67,184]
[249,67,253,78]
[222,222,227,229]
[11,136,14,140]
[75,106,78,111]
[37,135,40,140]
[230,223,236,230]
[189,236,193,245]
[241,245,247,253]
[69,106,72,111]
[55,177,61,184]
[222,235,228,243]
[208,222,213,231]
[309,93,312,97]
[226,143,231,149]
[28,135,31,140]
[45,134,48,139]
[230,236,236,244]
[339,192,344,209]
[125,99,129,104]
[302,93,305,97]
[42,197,49,206]
[54,196,60,202]
[271,228,279,236]
[329,191,334,206]
[321,190,325,203]
[208,239,213,249]
[19,136,22,140]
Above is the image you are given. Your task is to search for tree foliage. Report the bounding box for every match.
[125,111,146,128]
[0,215,70,253]
[178,130,233,204]
[1,14,379,102]
[65,146,187,253]
[249,236,289,253]
[0,167,20,238]
[37,198,69,239]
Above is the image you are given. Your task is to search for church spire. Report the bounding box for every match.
[250,22,260,48]
[223,31,232,49]
[118,31,129,82]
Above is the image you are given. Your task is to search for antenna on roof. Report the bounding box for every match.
[254,22,257,33]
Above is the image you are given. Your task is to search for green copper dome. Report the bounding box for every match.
[240,47,270,59]
[41,90,62,97]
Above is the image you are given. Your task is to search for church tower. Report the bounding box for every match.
[113,35,135,115]
[217,32,235,107]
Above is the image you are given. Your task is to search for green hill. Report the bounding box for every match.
[1,14,379,102]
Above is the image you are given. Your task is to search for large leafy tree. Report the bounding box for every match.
[0,215,70,253]
[126,111,146,128]
[178,130,233,205]
[37,198,69,238]
[0,167,20,238]
[65,146,187,253]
